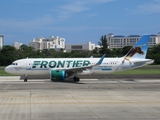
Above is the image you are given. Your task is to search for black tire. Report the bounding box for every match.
[24,79,27,82]
[73,77,80,82]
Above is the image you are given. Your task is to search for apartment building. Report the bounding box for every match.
[29,36,65,51]
[65,42,100,52]
[0,34,4,49]
[107,33,160,49]
[13,42,23,49]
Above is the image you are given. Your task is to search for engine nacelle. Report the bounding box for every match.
[50,70,66,81]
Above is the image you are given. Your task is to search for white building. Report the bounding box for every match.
[29,37,43,51]
[29,36,65,51]
[0,34,4,49]
[65,42,100,52]
[13,42,23,49]
[107,33,160,49]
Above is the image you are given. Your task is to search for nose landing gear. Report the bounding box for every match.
[24,75,28,82]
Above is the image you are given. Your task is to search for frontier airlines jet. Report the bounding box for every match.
[5,35,154,82]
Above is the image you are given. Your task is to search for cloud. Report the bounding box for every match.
[137,0,160,14]
[56,1,89,19]
[55,0,116,19]
[0,15,55,32]
[1,0,115,30]
[0,0,116,33]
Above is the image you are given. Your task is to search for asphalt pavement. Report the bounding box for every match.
[0,76,160,120]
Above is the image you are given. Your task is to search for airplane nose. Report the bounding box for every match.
[5,66,11,73]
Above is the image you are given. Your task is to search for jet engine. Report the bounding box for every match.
[50,70,66,81]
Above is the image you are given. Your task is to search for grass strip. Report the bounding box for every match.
[115,69,160,74]
[0,65,160,76]
[0,70,18,76]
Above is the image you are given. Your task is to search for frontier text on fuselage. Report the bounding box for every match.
[32,60,91,68]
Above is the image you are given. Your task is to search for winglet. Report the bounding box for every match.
[96,54,106,65]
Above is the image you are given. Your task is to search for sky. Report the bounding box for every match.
[0,0,160,45]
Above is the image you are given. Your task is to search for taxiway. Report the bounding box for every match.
[0,76,160,120]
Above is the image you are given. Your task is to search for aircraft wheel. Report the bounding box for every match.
[24,78,28,82]
[73,76,80,82]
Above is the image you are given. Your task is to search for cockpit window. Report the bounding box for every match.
[12,63,18,65]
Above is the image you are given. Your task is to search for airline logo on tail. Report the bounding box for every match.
[122,35,150,65]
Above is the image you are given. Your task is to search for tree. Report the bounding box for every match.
[19,44,29,51]
[91,47,99,57]
[98,35,110,56]
[18,44,35,58]
[110,48,123,57]
[122,46,132,56]
[0,45,17,65]
[147,44,160,64]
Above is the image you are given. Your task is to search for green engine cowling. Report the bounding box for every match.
[50,70,66,81]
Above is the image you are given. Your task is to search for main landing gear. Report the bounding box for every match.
[24,75,28,82]
[73,76,80,82]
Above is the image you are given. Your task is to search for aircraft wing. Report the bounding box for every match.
[50,54,106,72]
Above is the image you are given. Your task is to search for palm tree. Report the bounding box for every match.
[98,35,110,56]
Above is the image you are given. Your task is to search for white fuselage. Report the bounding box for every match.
[5,57,154,76]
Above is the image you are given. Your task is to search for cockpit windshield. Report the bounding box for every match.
[12,63,18,65]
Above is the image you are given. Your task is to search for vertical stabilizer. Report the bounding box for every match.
[122,35,150,64]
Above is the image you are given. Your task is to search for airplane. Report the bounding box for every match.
[5,35,154,82]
